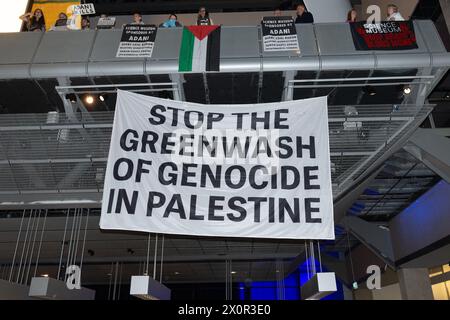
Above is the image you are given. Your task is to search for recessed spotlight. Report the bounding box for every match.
[231,271,237,274]
[403,86,411,95]
[174,272,180,275]
[99,93,107,102]
[41,274,49,277]
[84,95,95,105]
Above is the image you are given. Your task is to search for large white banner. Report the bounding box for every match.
[100,90,334,240]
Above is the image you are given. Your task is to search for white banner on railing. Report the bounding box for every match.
[100,90,334,240]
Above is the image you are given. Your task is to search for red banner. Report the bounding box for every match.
[350,21,418,50]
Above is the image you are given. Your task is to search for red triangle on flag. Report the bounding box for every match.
[186,25,220,41]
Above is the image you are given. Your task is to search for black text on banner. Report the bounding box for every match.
[261,16,300,52]
[100,91,334,240]
[116,25,158,58]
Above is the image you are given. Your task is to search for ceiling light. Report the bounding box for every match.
[403,86,411,95]
[363,85,376,96]
[84,94,95,105]
[99,93,107,102]
[174,272,180,275]
[41,274,49,277]
[231,271,237,274]
[65,93,77,103]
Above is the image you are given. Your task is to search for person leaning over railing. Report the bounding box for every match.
[294,3,314,24]
[81,17,91,30]
[197,7,214,25]
[20,8,46,32]
[131,12,145,25]
[49,12,69,31]
[159,14,182,28]
[387,4,405,21]
[347,8,358,22]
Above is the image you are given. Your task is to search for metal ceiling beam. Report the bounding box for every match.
[341,216,396,268]
[404,128,450,183]
[281,71,296,101]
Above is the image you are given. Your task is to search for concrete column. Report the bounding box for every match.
[397,268,434,300]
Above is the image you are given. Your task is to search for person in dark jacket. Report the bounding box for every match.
[294,3,314,24]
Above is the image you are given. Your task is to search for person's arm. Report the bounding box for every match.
[19,12,32,22]
[209,17,214,25]
[396,13,405,21]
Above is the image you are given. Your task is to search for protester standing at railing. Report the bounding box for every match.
[131,12,145,25]
[20,9,46,32]
[294,3,314,24]
[197,7,214,25]
[49,12,69,31]
[387,4,405,21]
[160,14,182,28]
[274,8,282,17]
[81,17,90,30]
[347,8,358,22]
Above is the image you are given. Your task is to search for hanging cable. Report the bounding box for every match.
[24,209,41,284]
[21,209,38,284]
[317,241,323,273]
[79,208,90,273]
[346,230,356,286]
[112,261,119,300]
[16,210,32,283]
[65,208,77,282]
[309,241,316,276]
[57,209,70,280]
[9,209,26,282]
[145,233,151,275]
[34,209,48,277]
[225,259,229,300]
[118,262,123,300]
[153,234,158,280]
[107,262,114,300]
[159,235,165,283]
[72,208,83,269]
[304,241,309,280]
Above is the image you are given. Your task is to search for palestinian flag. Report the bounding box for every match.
[179,25,221,72]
